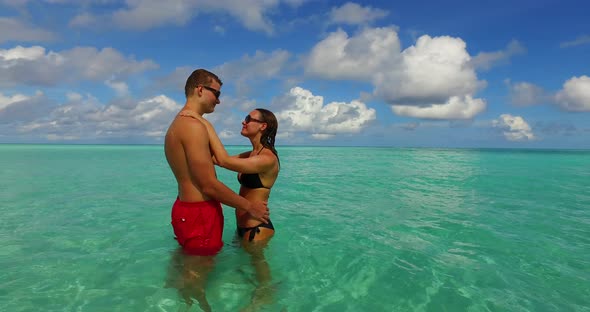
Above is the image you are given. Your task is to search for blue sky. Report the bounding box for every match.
[1,0,589,148]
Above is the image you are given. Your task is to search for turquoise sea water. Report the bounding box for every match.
[1,144,589,311]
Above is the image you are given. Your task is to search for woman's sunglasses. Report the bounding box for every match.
[244,115,265,124]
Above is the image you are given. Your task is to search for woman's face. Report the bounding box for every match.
[241,110,265,137]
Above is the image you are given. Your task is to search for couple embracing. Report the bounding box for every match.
[163,69,280,310]
[165,68,279,254]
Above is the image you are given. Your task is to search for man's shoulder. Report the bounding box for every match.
[175,115,206,130]
[172,116,207,143]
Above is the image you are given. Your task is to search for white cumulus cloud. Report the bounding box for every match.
[69,0,288,34]
[493,114,535,141]
[109,0,195,30]
[105,79,130,96]
[215,50,291,95]
[275,87,376,139]
[392,95,486,120]
[87,95,179,133]
[4,91,182,141]
[306,27,400,80]
[506,80,547,106]
[380,35,482,104]
[0,91,32,111]
[0,90,49,123]
[0,18,56,43]
[470,40,525,71]
[305,28,488,120]
[555,75,590,112]
[0,45,158,87]
[218,129,236,139]
[328,2,389,25]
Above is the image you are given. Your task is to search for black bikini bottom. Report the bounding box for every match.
[237,220,274,241]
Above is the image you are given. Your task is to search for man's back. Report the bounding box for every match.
[164,114,210,202]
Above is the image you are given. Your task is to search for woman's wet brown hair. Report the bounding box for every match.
[255,108,279,165]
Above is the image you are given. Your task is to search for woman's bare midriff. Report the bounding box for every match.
[236,187,272,227]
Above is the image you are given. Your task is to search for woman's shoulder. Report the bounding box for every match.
[260,148,278,161]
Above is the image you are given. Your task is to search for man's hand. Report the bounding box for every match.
[249,201,270,223]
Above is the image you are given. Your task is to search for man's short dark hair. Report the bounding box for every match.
[184,69,222,98]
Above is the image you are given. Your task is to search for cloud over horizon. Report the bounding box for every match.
[493,114,535,142]
[506,76,590,111]
[0,90,180,142]
[275,87,376,139]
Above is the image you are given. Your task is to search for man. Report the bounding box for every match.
[165,68,269,256]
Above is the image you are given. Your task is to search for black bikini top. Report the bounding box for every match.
[237,148,270,189]
[238,173,269,189]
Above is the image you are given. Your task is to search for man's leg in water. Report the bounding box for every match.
[166,250,215,312]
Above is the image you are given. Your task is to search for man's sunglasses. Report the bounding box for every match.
[244,115,265,124]
[200,85,221,99]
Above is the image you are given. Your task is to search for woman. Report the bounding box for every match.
[202,109,280,311]
[202,108,280,244]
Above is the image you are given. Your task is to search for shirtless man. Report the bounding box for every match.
[164,68,269,256]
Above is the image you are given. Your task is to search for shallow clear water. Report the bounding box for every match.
[1,145,589,311]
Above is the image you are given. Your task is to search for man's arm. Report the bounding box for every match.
[181,119,269,222]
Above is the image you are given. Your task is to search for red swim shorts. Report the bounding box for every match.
[171,198,224,256]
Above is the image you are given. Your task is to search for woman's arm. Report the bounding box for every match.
[201,119,275,174]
